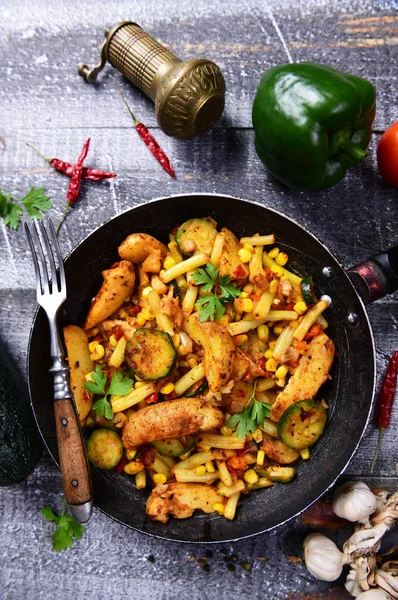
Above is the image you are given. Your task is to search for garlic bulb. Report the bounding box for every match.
[332,481,378,523]
[356,589,393,599]
[303,533,346,581]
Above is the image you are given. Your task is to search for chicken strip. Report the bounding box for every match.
[270,333,335,423]
[146,482,225,523]
[122,397,224,449]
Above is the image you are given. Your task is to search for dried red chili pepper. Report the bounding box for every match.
[26,143,117,181]
[115,84,176,180]
[55,138,90,233]
[370,350,398,473]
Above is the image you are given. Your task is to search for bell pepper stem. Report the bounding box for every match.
[339,140,367,163]
[370,426,385,474]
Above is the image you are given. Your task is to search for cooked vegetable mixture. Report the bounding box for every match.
[64,217,335,522]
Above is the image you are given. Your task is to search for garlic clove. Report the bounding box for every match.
[356,589,393,599]
[332,480,378,523]
[303,532,346,582]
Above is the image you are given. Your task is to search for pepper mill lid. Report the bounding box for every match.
[78,21,226,138]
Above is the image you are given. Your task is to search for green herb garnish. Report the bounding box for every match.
[191,263,242,322]
[227,380,272,440]
[0,187,52,230]
[84,366,134,420]
[41,499,85,552]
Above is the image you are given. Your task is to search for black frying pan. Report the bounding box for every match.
[27,194,398,543]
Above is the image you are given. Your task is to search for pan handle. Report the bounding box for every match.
[347,245,398,305]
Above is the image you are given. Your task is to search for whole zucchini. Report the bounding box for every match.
[0,342,42,486]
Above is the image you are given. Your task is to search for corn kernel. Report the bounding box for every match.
[273,325,283,335]
[268,247,280,259]
[90,344,104,361]
[238,248,252,263]
[241,298,254,313]
[153,473,168,485]
[219,315,230,327]
[265,358,278,372]
[163,256,176,270]
[213,503,225,515]
[294,301,307,315]
[243,283,254,294]
[264,349,273,359]
[257,450,265,466]
[235,334,248,346]
[119,310,127,319]
[90,327,99,336]
[142,307,154,321]
[300,448,310,460]
[275,378,286,387]
[136,312,147,326]
[195,465,207,476]
[257,324,269,342]
[275,365,288,379]
[244,469,259,484]
[187,356,198,368]
[89,340,99,352]
[275,252,288,266]
[269,279,278,294]
[126,449,137,460]
[109,334,118,348]
[85,371,95,382]
[243,243,254,252]
[172,333,181,348]
[268,341,276,350]
[141,286,153,299]
[221,426,233,436]
[252,428,263,443]
[290,320,299,329]
[240,291,249,299]
[206,461,216,473]
[135,381,146,389]
[160,382,175,395]
[124,461,144,475]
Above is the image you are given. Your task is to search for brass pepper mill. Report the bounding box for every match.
[78,21,226,138]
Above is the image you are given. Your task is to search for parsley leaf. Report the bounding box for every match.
[41,499,85,552]
[227,380,272,440]
[4,202,23,230]
[21,186,52,219]
[84,366,107,395]
[191,264,242,322]
[0,186,52,230]
[85,366,134,420]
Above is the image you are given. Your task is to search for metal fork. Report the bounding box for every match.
[25,220,93,524]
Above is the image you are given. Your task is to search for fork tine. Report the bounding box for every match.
[25,223,43,296]
[31,221,50,295]
[38,220,59,293]
[48,219,66,292]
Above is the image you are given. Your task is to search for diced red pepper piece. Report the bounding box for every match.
[146,393,159,404]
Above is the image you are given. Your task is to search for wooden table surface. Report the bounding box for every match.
[1,1,397,598]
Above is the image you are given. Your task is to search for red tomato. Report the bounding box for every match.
[377,121,398,187]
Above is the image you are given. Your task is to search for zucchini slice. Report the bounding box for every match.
[263,465,295,483]
[175,218,217,255]
[126,329,177,380]
[185,379,208,398]
[278,400,327,450]
[87,429,123,470]
[152,436,195,457]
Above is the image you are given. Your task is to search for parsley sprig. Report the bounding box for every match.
[84,366,134,420]
[227,380,272,440]
[191,263,242,322]
[41,499,85,552]
[0,187,52,230]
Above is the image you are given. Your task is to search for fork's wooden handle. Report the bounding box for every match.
[54,399,92,506]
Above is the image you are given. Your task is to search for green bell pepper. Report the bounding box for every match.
[252,62,376,191]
